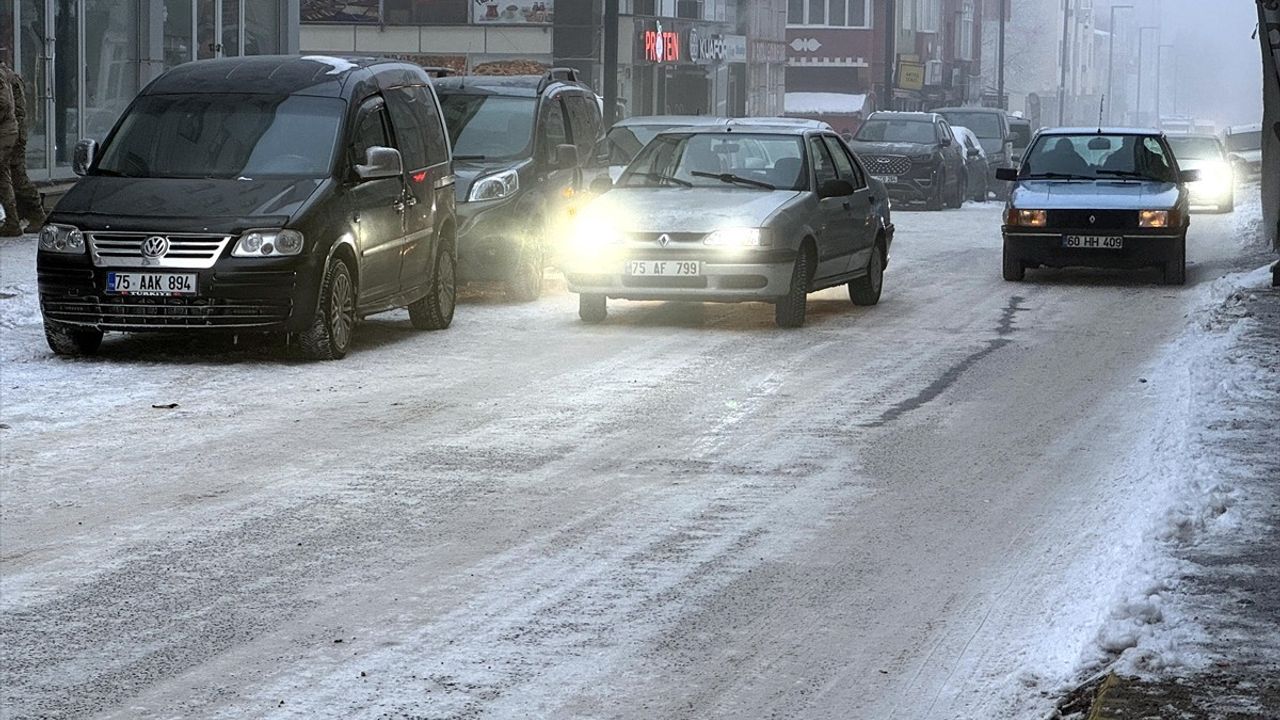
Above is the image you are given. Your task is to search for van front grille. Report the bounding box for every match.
[88,232,233,270]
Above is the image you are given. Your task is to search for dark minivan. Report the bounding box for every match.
[37,55,457,360]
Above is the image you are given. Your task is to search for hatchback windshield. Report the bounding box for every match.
[96,94,344,179]
[439,94,536,159]
[1021,134,1177,182]
[853,120,937,145]
[1225,130,1261,153]
[940,112,1002,138]
[621,133,807,191]
[1167,136,1224,161]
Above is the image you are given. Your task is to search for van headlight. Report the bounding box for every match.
[468,169,519,202]
[232,229,305,257]
[39,224,86,254]
[703,227,766,247]
[1138,210,1169,228]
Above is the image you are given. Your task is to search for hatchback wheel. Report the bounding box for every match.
[298,257,356,360]
[775,247,812,328]
[579,293,607,323]
[1162,239,1187,286]
[44,320,103,356]
[1002,243,1025,282]
[849,244,884,306]
[410,240,457,330]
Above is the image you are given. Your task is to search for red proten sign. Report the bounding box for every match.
[643,25,680,63]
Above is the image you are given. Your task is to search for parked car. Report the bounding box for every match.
[435,69,606,301]
[933,107,1015,199]
[1008,116,1033,165]
[566,125,894,328]
[37,55,457,360]
[1166,133,1234,212]
[1222,123,1263,178]
[998,128,1197,285]
[849,111,966,210]
[606,115,730,180]
[950,125,990,202]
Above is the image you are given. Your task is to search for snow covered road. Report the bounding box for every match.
[0,201,1267,719]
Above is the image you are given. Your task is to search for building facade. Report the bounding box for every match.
[4,0,299,184]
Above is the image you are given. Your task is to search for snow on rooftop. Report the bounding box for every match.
[784,92,867,115]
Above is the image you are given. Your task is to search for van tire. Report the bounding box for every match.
[44,320,103,356]
[505,237,544,303]
[298,257,356,360]
[409,240,457,330]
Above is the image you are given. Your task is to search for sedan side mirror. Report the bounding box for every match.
[995,167,1019,182]
[590,175,614,194]
[818,178,855,198]
[1179,168,1202,184]
[73,139,98,176]
[556,143,580,169]
[356,146,403,180]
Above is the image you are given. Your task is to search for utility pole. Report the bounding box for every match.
[603,0,618,126]
[1159,43,1174,120]
[883,0,896,111]
[1136,26,1159,126]
[997,0,1006,108]
[1058,0,1071,124]
[1106,4,1133,125]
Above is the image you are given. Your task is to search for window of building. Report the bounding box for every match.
[955,0,974,60]
[787,0,870,27]
[916,0,941,33]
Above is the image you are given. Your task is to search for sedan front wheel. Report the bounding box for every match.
[775,248,812,328]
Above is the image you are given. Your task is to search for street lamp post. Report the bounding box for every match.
[1058,0,1071,125]
[1136,26,1160,127]
[883,0,896,111]
[1107,4,1134,125]
[1158,43,1175,121]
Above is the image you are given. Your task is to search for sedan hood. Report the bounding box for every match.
[595,187,802,232]
[849,141,934,156]
[1012,180,1181,210]
[54,176,325,230]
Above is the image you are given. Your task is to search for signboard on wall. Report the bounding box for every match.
[642,22,681,63]
[688,30,747,64]
[471,0,554,24]
[897,61,925,91]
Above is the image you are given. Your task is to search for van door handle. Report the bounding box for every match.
[405,196,418,207]
[842,201,852,210]
[392,200,406,213]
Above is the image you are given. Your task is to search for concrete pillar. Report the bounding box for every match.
[1259,0,1278,252]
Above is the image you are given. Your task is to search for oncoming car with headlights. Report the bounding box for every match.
[565,125,894,328]
[997,128,1197,285]
[37,55,458,360]
[1166,133,1234,213]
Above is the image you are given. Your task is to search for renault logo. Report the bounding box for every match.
[657,233,671,247]
[1089,215,1097,225]
[141,236,170,258]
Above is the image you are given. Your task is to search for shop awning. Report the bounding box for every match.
[784,92,868,115]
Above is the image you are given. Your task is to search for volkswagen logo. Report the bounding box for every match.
[657,233,671,247]
[141,236,170,258]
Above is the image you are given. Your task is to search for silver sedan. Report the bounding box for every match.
[564,126,895,328]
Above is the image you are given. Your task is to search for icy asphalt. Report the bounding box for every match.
[0,200,1271,719]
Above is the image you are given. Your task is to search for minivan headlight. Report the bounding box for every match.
[39,224,86,254]
[1138,210,1169,228]
[468,169,519,202]
[233,229,305,257]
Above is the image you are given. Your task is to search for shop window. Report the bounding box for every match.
[788,0,869,27]
[634,0,656,14]
[677,0,700,19]
[383,0,468,24]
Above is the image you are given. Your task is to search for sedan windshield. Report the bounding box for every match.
[1020,134,1178,183]
[96,94,344,179]
[853,120,937,145]
[1167,136,1224,161]
[439,94,536,159]
[607,125,671,165]
[621,133,807,191]
[940,112,1002,138]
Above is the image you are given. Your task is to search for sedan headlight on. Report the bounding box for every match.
[39,224,86,254]
[1195,162,1233,196]
[468,169,519,202]
[232,229,305,257]
[1138,210,1170,228]
[1006,209,1048,227]
[703,227,766,248]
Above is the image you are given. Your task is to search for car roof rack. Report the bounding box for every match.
[538,67,580,91]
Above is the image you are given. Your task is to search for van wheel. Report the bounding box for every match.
[298,257,356,360]
[1002,243,1025,282]
[409,240,457,330]
[44,320,103,356]
[849,244,884,306]
[775,246,812,328]
[579,293,607,323]
[505,233,544,303]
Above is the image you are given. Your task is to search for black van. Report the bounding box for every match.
[36,55,457,360]
[435,69,605,301]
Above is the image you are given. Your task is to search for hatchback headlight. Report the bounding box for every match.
[39,224,86,254]
[1007,209,1047,227]
[232,229,305,257]
[704,227,766,247]
[1138,210,1169,228]
[468,169,519,202]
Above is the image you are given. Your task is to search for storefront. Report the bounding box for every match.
[626,19,745,117]
[4,0,298,183]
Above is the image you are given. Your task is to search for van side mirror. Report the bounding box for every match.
[555,144,579,169]
[995,167,1019,182]
[355,146,403,180]
[967,148,981,159]
[818,178,855,198]
[590,175,613,194]
[940,135,953,147]
[1179,169,1202,184]
[73,139,98,176]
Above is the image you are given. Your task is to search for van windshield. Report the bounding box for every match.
[940,112,1003,138]
[439,94,536,160]
[96,94,344,179]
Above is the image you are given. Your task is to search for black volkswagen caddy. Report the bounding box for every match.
[37,55,457,360]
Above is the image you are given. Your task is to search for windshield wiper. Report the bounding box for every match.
[452,154,489,160]
[1096,170,1160,181]
[691,171,776,190]
[630,172,693,188]
[1023,172,1095,180]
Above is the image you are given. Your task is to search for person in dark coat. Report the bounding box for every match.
[0,55,19,237]
[0,51,43,235]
